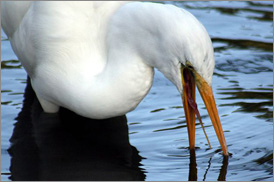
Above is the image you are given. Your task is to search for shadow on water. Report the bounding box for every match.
[180,1,273,21]
[8,77,145,181]
[1,60,22,69]
[212,38,273,52]
[187,149,229,181]
[218,88,273,122]
[8,77,229,181]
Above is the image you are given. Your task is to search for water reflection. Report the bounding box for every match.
[212,38,273,51]
[9,78,145,181]
[180,1,273,21]
[188,150,228,181]
[218,155,229,181]
[8,78,229,181]
[218,88,273,121]
[1,60,22,69]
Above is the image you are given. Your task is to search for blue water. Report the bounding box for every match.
[1,1,273,181]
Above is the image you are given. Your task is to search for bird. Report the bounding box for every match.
[1,1,228,156]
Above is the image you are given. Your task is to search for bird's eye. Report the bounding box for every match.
[188,65,194,70]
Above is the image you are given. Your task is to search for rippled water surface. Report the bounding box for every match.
[1,1,273,181]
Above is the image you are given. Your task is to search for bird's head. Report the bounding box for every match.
[156,8,229,156]
[179,60,228,156]
[138,5,228,156]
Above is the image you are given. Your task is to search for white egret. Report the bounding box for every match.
[1,1,228,155]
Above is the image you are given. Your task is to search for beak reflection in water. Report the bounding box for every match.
[180,65,228,156]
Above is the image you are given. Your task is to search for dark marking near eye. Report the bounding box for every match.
[188,65,194,70]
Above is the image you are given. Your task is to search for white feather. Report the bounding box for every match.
[1,1,215,119]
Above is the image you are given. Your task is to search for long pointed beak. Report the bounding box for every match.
[181,68,196,151]
[181,67,228,156]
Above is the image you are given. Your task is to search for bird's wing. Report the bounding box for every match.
[1,1,32,38]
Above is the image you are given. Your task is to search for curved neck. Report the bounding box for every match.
[77,49,154,119]
[78,2,187,119]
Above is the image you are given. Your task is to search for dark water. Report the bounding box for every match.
[1,1,273,181]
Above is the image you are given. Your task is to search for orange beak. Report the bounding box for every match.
[181,66,228,156]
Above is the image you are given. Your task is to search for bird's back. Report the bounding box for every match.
[1,1,128,76]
